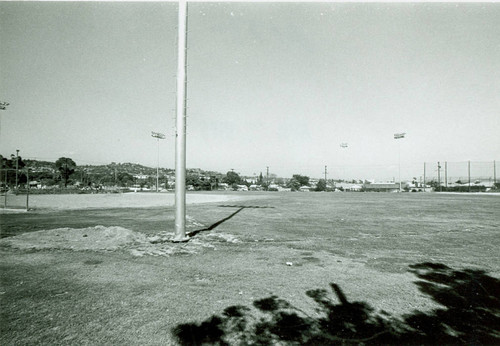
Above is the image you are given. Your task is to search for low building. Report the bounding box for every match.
[363,182,401,192]
[335,182,362,192]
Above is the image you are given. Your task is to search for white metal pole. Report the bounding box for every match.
[394,133,405,192]
[156,138,160,192]
[398,141,401,192]
[173,0,189,242]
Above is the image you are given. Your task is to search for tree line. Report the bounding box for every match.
[1,155,77,188]
[1,154,333,192]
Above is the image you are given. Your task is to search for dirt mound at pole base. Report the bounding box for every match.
[0,226,241,256]
[0,226,148,251]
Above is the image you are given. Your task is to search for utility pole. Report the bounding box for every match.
[468,160,471,193]
[324,165,327,188]
[438,162,442,192]
[151,131,166,192]
[173,0,189,242]
[423,162,426,192]
[266,166,269,187]
[445,161,448,189]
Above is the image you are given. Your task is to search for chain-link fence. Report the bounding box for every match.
[423,161,498,192]
[313,160,498,192]
[0,168,30,210]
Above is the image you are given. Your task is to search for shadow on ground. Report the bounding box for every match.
[187,205,274,238]
[172,262,500,345]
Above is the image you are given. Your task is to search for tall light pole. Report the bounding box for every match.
[151,131,166,192]
[340,142,348,181]
[173,0,189,242]
[394,133,406,192]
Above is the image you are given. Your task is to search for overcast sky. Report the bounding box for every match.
[1,1,499,180]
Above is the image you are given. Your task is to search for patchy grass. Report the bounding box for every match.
[1,192,499,344]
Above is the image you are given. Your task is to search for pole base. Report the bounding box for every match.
[171,236,190,243]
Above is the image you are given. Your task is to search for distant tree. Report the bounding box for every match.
[286,179,298,191]
[224,171,241,185]
[287,174,310,191]
[186,173,200,189]
[0,154,26,185]
[315,179,327,191]
[10,154,25,171]
[198,176,212,191]
[55,157,76,187]
[117,172,134,187]
[294,174,309,186]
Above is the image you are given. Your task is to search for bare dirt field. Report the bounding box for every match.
[1,191,255,211]
[1,192,499,345]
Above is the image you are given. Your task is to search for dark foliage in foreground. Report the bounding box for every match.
[173,262,500,345]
